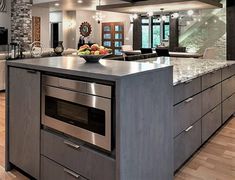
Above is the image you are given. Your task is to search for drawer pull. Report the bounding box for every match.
[27,70,37,74]
[64,168,81,179]
[64,140,80,149]
[185,98,194,103]
[185,126,193,132]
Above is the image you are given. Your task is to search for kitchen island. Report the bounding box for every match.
[141,57,235,171]
[6,57,174,180]
[5,56,235,180]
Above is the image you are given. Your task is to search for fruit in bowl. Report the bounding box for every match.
[78,44,112,63]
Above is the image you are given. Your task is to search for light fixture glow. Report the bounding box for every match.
[54,3,60,6]
[187,10,194,16]
[162,15,167,21]
[133,13,138,19]
[171,13,179,19]
[77,0,83,3]
[147,12,154,17]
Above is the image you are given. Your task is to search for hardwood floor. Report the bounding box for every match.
[0,92,28,180]
[0,92,235,179]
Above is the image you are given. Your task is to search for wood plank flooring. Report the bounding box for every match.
[0,92,235,179]
[0,92,28,180]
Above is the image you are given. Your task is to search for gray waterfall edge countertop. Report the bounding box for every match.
[6,56,172,81]
[139,57,235,85]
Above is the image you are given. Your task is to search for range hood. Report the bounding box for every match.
[97,0,223,13]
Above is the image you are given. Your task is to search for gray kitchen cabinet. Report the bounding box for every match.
[202,69,221,90]
[222,94,235,124]
[8,67,40,179]
[41,130,115,180]
[174,93,202,137]
[174,120,201,171]
[41,156,88,180]
[202,104,222,143]
[202,83,221,116]
[222,64,235,80]
[174,77,201,105]
[222,75,235,101]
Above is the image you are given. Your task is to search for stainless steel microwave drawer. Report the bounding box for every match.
[174,93,201,137]
[202,104,221,144]
[222,64,235,81]
[202,83,221,116]
[174,77,201,105]
[222,75,235,101]
[41,156,88,180]
[222,94,235,124]
[202,69,221,91]
[174,119,201,171]
[41,130,115,180]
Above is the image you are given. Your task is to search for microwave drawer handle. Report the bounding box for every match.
[64,168,81,179]
[64,140,80,149]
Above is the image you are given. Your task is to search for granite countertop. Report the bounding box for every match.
[7,56,171,81]
[139,57,235,85]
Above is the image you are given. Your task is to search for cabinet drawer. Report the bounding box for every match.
[222,64,235,80]
[41,130,115,180]
[174,120,201,171]
[222,75,235,101]
[222,94,235,123]
[41,156,88,180]
[202,69,221,90]
[202,104,221,143]
[174,93,201,137]
[202,83,221,115]
[174,77,201,105]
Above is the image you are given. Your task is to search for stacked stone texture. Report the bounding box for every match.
[11,0,32,45]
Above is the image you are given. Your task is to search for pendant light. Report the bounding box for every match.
[93,0,105,24]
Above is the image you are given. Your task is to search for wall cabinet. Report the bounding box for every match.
[8,67,40,179]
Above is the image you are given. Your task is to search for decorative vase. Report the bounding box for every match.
[54,41,64,56]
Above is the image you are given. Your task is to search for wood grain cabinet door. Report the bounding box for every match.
[8,67,40,179]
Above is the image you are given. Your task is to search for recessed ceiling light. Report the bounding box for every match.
[77,0,83,3]
[54,3,60,7]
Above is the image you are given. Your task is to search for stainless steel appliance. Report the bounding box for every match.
[42,75,113,151]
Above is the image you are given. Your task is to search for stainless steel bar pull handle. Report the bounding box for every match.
[64,140,80,149]
[185,98,193,103]
[64,168,81,179]
[185,126,193,132]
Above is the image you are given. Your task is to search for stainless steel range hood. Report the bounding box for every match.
[96,0,223,13]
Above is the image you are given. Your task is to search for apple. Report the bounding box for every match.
[94,51,100,55]
[91,44,99,51]
[99,46,105,50]
[99,49,108,55]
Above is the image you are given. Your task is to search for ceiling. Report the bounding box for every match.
[97,0,223,14]
[33,0,127,11]
[33,0,222,13]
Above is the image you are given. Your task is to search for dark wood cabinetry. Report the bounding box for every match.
[8,67,40,179]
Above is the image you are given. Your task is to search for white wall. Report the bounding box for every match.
[0,0,11,43]
[76,10,101,45]
[32,6,50,48]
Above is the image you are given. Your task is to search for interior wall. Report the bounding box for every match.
[0,0,11,43]
[32,6,50,48]
[76,10,101,45]
[63,11,77,49]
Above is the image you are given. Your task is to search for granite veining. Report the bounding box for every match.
[139,57,235,85]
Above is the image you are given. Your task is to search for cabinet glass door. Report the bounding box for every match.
[102,22,124,55]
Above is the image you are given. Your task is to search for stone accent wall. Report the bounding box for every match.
[11,0,32,45]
